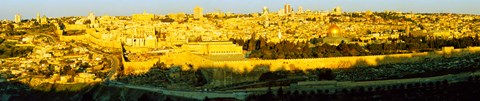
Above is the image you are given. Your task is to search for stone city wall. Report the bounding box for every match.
[160,53,214,70]
[183,47,480,72]
[222,48,477,71]
[210,52,438,72]
[122,58,159,75]
[159,46,480,85]
[121,47,159,75]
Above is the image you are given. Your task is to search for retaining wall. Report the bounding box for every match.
[160,47,480,86]
[122,59,159,74]
[165,47,480,72]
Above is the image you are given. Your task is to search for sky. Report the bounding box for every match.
[1,0,479,20]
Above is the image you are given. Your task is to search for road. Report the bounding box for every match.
[24,30,59,43]
[107,82,247,100]
[28,31,121,83]
[76,42,120,82]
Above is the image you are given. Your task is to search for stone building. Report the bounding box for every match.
[194,6,204,19]
[41,15,48,24]
[132,11,154,22]
[14,13,21,23]
[124,26,157,48]
[332,6,342,15]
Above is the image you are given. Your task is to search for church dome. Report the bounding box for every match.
[327,24,341,37]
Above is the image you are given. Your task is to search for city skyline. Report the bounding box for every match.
[2,0,480,100]
[1,0,480,20]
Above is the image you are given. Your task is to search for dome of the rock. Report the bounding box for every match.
[323,24,349,46]
[327,24,341,37]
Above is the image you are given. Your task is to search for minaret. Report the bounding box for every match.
[36,13,41,22]
[410,11,414,20]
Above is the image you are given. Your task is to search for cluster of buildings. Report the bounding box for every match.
[2,3,480,76]
[0,40,107,85]
[0,16,110,85]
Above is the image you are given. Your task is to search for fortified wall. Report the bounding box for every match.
[165,46,480,72]
[122,57,159,75]
[118,47,159,74]
[160,46,480,85]
[210,52,437,72]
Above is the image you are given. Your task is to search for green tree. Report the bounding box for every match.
[58,22,65,30]
[337,41,350,56]
[6,23,14,32]
[248,33,256,51]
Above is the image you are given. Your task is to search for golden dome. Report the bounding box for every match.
[327,24,341,37]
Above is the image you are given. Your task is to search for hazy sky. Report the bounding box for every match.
[1,0,479,20]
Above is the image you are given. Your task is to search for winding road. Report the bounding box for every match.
[27,31,121,82]
[75,42,120,82]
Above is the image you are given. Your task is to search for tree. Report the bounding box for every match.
[204,96,210,101]
[6,23,14,32]
[84,20,91,24]
[258,36,267,49]
[310,38,320,44]
[277,87,284,97]
[337,41,350,56]
[138,93,153,101]
[248,33,256,51]
[61,65,72,75]
[58,22,65,30]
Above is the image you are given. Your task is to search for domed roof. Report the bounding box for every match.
[327,24,341,37]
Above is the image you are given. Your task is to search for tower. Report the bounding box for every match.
[194,6,203,19]
[284,3,291,15]
[262,6,269,15]
[36,13,41,22]
[88,12,96,23]
[410,11,415,20]
[298,6,303,14]
[14,14,21,23]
